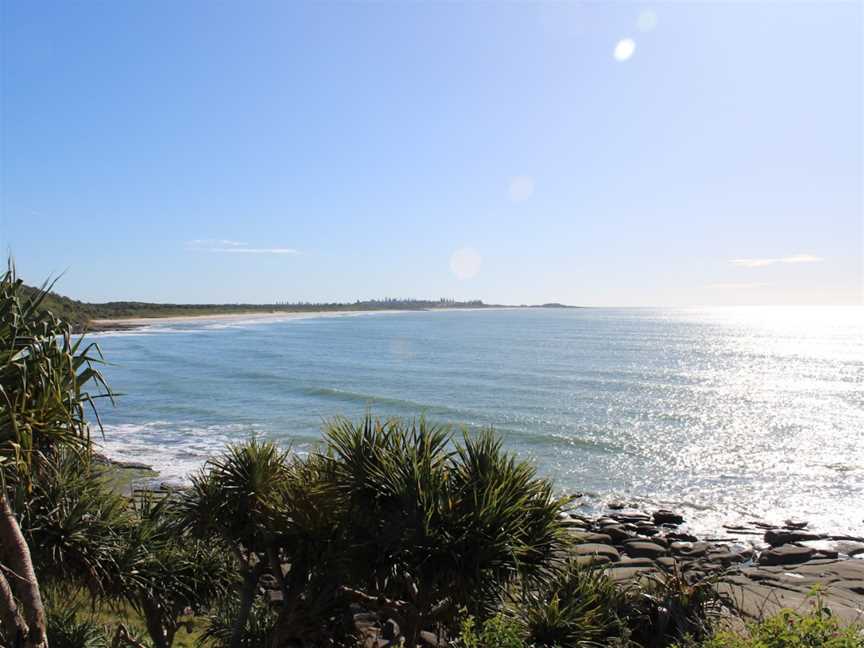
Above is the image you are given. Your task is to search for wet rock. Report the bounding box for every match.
[764,529,825,546]
[635,523,660,536]
[666,531,699,543]
[611,512,651,524]
[758,544,816,566]
[622,540,668,559]
[814,549,840,560]
[560,517,590,530]
[653,509,684,525]
[569,530,613,544]
[612,557,657,569]
[706,550,746,567]
[717,559,864,627]
[783,519,809,530]
[671,541,709,558]
[607,501,626,510]
[600,524,634,544]
[835,542,864,557]
[574,543,620,562]
[597,517,620,526]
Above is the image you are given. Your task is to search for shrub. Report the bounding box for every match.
[683,591,864,648]
[324,416,570,642]
[45,605,110,648]
[455,613,526,648]
[512,559,628,647]
[202,597,278,648]
[626,568,726,647]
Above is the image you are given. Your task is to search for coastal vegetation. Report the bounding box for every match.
[19,284,498,331]
[1,268,862,647]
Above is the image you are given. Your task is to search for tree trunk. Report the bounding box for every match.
[141,600,169,648]
[0,569,27,646]
[0,491,47,648]
[266,546,289,606]
[230,567,259,648]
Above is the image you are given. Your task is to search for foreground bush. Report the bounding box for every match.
[177,417,571,646]
[513,559,628,646]
[683,596,864,648]
[1,264,111,647]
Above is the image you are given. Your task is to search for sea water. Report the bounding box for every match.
[93,306,864,536]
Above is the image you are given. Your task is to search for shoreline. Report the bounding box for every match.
[100,452,864,625]
[90,308,404,328]
[87,305,527,331]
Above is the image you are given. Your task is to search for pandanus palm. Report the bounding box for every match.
[176,438,291,648]
[0,265,111,647]
[322,416,570,643]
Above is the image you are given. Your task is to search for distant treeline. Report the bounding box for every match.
[20,284,499,329]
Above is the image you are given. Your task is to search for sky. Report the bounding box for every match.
[1,1,861,306]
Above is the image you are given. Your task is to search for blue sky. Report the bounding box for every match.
[1,1,861,306]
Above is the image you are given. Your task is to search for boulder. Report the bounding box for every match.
[666,531,698,543]
[600,524,634,544]
[671,541,709,558]
[574,542,620,562]
[635,523,660,536]
[764,529,824,546]
[622,540,668,559]
[611,512,651,524]
[569,530,613,544]
[758,544,816,566]
[653,509,684,525]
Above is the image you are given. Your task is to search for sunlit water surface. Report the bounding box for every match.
[94,307,864,537]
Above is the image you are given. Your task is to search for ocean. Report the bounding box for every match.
[94,306,864,537]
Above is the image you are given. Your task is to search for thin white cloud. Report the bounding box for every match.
[186,240,299,255]
[730,258,775,268]
[212,247,299,255]
[187,239,247,248]
[779,254,822,264]
[730,253,823,268]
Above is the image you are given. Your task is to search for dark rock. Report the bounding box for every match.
[666,531,699,542]
[569,530,613,544]
[611,512,651,524]
[597,517,620,526]
[671,541,709,558]
[635,523,660,536]
[607,501,626,510]
[706,550,746,567]
[622,540,668,559]
[611,557,657,569]
[574,543,620,562]
[601,524,634,544]
[576,554,612,567]
[758,544,816,566]
[764,529,825,546]
[653,509,684,525]
[783,519,809,530]
[560,517,590,529]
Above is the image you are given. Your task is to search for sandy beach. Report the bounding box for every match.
[89,309,406,329]
[89,306,524,329]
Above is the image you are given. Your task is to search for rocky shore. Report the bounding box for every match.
[560,506,864,625]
